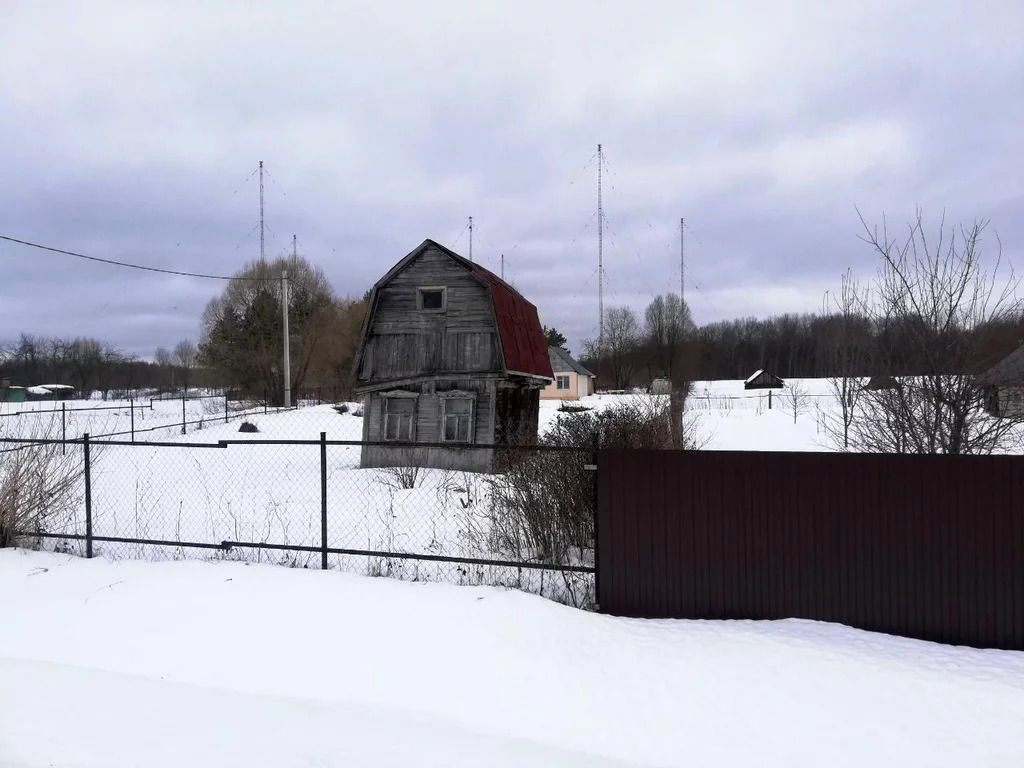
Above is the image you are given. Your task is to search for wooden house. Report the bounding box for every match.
[743,369,784,390]
[354,239,554,472]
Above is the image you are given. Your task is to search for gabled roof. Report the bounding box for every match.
[979,344,1024,387]
[366,239,553,381]
[549,346,594,377]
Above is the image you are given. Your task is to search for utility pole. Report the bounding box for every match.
[501,253,505,281]
[468,216,473,262]
[282,267,291,408]
[597,143,604,347]
[259,161,265,262]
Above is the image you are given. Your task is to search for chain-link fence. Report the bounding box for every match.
[2,434,596,608]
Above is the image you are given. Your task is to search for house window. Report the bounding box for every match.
[441,395,474,443]
[383,394,416,441]
[556,375,570,390]
[417,287,447,311]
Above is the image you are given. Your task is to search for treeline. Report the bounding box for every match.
[0,334,212,398]
[579,304,1024,387]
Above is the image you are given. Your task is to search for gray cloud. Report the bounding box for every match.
[1,0,1022,358]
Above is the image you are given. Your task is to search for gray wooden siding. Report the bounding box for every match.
[362,379,497,448]
[360,445,494,473]
[358,246,501,387]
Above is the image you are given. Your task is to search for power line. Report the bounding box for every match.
[0,234,268,281]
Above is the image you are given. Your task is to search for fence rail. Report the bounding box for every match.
[4,433,596,607]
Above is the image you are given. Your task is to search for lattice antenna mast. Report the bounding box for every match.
[259,161,265,262]
[597,143,604,346]
[680,217,685,307]
[501,253,505,280]
[468,216,473,262]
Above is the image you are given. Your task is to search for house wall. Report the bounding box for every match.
[997,387,1024,418]
[541,371,582,400]
[360,378,498,472]
[358,247,501,386]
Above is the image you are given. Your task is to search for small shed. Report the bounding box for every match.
[1,385,26,403]
[743,369,784,390]
[353,239,554,472]
[540,347,595,400]
[650,377,672,395]
[863,374,897,391]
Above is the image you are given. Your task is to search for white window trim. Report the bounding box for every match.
[381,390,418,441]
[439,391,475,443]
[417,286,447,312]
[556,375,571,390]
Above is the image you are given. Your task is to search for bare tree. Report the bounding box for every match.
[782,380,808,424]
[643,294,694,381]
[154,346,173,389]
[587,306,640,390]
[824,270,871,448]
[173,339,199,392]
[848,209,1023,455]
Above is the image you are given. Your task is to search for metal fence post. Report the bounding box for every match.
[83,433,93,559]
[320,431,328,570]
[264,389,268,415]
[61,402,66,456]
[130,397,135,443]
[181,391,186,435]
[591,434,600,608]
[768,391,773,409]
[224,392,229,424]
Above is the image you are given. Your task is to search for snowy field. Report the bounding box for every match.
[541,377,840,453]
[0,393,283,442]
[3,549,1024,767]
[5,378,1011,607]
[0,379,916,606]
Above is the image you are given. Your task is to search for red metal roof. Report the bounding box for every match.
[426,240,553,380]
[471,263,554,380]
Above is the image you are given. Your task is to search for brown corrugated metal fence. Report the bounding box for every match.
[597,449,1024,650]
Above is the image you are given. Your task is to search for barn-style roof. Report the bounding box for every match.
[372,239,553,381]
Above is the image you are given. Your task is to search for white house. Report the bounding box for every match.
[540,347,596,401]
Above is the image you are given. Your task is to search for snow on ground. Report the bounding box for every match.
[540,378,836,452]
[2,550,1024,767]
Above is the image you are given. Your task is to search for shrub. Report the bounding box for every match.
[238,421,259,433]
[0,420,87,549]
[488,393,698,565]
[333,403,349,415]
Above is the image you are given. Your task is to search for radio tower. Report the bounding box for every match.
[468,216,473,262]
[259,160,265,261]
[597,143,604,346]
[680,217,685,306]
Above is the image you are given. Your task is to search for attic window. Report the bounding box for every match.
[418,287,446,311]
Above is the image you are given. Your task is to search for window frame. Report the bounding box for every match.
[381,391,418,442]
[439,391,475,444]
[417,286,447,312]
[556,375,571,390]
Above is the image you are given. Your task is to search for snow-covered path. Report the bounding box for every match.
[3,549,1024,767]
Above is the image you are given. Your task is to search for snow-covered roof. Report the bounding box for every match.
[744,369,764,385]
[38,384,74,390]
[27,386,52,395]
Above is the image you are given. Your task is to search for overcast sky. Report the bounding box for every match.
[2,1,1022,358]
